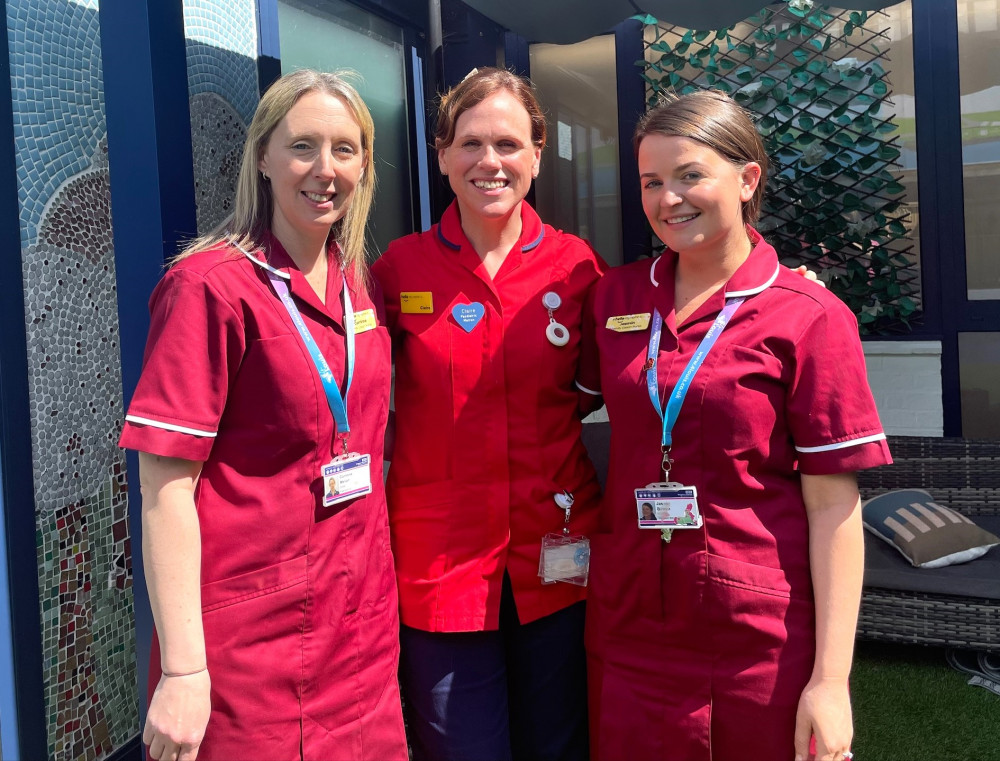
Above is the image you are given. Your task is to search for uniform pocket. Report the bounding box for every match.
[387,482,455,582]
[704,552,814,694]
[201,554,308,612]
[705,552,791,599]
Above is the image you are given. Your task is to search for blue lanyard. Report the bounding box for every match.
[646,297,744,455]
[266,270,355,449]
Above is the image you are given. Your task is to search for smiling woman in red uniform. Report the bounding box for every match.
[372,68,606,761]
[584,91,890,761]
[119,70,406,761]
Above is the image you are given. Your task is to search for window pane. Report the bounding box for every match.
[530,36,623,266]
[277,0,412,255]
[958,0,1000,299]
[959,332,1000,437]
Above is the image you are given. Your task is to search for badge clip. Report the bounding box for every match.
[543,291,570,347]
[539,490,590,586]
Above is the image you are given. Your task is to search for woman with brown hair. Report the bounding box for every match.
[585,89,888,761]
[373,68,606,761]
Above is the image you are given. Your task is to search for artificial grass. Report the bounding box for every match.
[851,641,1000,760]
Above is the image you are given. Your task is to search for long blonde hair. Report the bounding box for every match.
[177,69,376,280]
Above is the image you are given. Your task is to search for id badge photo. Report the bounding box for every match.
[634,483,701,529]
[322,453,373,507]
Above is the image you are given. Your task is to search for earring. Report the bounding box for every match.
[261,170,269,181]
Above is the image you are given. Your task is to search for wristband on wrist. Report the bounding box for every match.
[161,666,207,678]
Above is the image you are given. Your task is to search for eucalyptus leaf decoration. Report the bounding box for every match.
[639,3,920,335]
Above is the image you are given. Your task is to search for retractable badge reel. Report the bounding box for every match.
[538,490,590,586]
[543,291,570,347]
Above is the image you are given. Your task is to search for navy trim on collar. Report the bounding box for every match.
[522,224,544,252]
[437,224,461,251]
[435,201,547,253]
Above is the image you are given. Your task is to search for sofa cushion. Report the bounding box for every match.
[863,516,1000,599]
[863,489,1000,569]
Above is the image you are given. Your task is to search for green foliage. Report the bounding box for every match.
[638,3,919,335]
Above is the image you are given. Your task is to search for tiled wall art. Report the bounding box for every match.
[184,0,259,233]
[6,0,137,757]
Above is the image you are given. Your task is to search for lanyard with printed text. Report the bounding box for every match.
[646,297,744,475]
[267,270,355,451]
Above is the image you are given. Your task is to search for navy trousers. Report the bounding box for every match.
[400,576,588,761]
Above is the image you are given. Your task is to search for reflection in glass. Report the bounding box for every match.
[958,0,1000,299]
[960,332,1000,437]
[530,36,623,266]
[277,0,412,256]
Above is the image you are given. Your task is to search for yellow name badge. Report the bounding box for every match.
[352,309,377,333]
[606,313,652,332]
[400,292,434,314]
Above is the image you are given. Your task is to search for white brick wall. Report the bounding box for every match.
[863,340,943,437]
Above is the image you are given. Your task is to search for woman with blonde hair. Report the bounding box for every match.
[120,69,406,761]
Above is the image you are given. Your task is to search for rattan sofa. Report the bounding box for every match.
[580,426,1000,653]
[856,435,1000,654]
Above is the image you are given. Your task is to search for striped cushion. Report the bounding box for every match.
[862,489,1000,569]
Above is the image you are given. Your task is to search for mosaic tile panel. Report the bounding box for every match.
[183,0,259,233]
[7,1,138,757]
[184,0,259,124]
[190,91,248,233]
[7,0,106,246]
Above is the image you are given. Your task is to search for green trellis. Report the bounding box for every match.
[638,2,920,335]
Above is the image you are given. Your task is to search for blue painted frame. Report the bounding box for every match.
[257,0,282,95]
[0,3,48,756]
[615,18,648,263]
[100,0,198,725]
[910,0,967,435]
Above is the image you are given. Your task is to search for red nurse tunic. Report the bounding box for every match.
[584,230,891,761]
[119,237,407,761]
[372,201,607,631]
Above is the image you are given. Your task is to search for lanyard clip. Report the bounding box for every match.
[555,490,574,535]
[339,433,349,456]
[661,445,673,482]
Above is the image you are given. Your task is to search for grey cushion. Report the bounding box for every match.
[862,489,1000,568]
[864,515,1000,599]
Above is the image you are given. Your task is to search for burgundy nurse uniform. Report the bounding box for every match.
[584,230,890,761]
[120,237,407,761]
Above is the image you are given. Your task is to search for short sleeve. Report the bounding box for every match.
[786,303,891,475]
[572,239,608,399]
[118,267,246,461]
[576,278,602,398]
[371,246,400,337]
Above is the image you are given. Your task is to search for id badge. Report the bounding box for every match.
[635,482,701,529]
[322,453,372,507]
[538,533,590,587]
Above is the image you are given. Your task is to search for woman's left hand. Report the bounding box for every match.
[793,676,853,761]
[792,264,827,288]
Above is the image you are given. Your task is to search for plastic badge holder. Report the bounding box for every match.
[538,532,590,587]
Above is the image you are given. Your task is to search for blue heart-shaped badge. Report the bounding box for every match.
[452,302,485,333]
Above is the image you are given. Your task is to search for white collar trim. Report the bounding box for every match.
[726,263,779,298]
[648,255,779,298]
[235,242,291,280]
